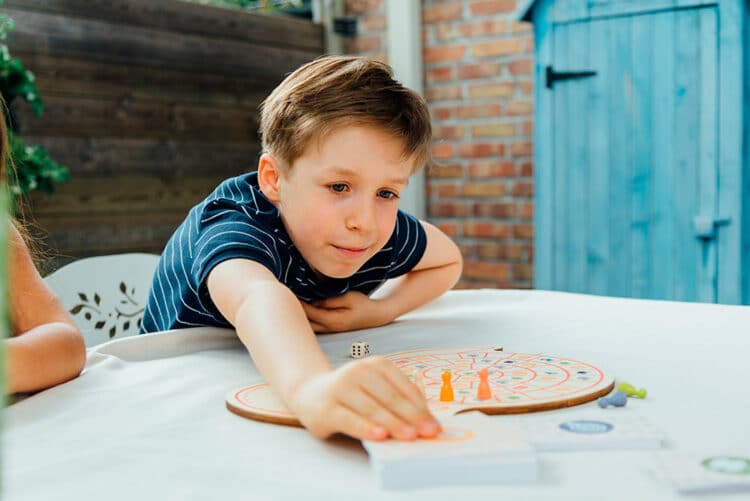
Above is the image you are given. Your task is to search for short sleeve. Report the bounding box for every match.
[191,198,282,289]
[384,210,427,279]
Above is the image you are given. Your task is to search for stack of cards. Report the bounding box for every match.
[362,412,538,490]
[653,452,750,495]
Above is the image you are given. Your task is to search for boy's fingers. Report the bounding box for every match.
[338,388,416,441]
[329,405,388,441]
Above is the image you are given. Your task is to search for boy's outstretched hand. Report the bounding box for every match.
[301,291,393,333]
[287,356,442,441]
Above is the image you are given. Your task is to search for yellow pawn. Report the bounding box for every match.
[617,381,647,398]
[440,370,454,402]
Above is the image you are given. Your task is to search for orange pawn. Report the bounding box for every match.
[439,370,454,402]
[477,367,492,400]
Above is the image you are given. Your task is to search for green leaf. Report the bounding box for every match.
[95,321,106,330]
[70,305,84,314]
[78,293,88,302]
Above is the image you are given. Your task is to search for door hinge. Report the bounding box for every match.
[693,216,731,240]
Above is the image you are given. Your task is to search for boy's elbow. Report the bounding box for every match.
[61,323,87,380]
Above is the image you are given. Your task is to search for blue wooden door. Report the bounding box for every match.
[535,4,733,302]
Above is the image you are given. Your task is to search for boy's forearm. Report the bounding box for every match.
[232,281,332,404]
[377,261,462,321]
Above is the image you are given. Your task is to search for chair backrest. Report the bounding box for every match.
[44,253,160,347]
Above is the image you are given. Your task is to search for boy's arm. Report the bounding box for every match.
[302,221,462,332]
[207,259,441,441]
[5,226,86,394]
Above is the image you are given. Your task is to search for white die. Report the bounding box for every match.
[350,341,370,359]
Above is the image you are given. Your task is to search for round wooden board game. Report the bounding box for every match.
[226,346,615,426]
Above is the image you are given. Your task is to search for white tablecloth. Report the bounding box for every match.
[5,290,750,500]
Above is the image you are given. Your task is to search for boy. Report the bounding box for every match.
[142,56,463,442]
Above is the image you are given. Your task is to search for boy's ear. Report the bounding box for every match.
[257,153,282,202]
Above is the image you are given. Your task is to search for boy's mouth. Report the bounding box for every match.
[333,245,368,259]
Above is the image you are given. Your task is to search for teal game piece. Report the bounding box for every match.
[617,381,647,398]
[597,391,627,408]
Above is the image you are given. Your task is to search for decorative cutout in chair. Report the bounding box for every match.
[44,253,160,347]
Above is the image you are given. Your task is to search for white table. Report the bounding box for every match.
[5,290,750,500]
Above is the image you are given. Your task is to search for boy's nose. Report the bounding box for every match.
[344,200,376,233]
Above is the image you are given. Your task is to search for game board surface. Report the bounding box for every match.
[226,346,615,426]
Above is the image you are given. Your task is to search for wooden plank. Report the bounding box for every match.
[4,8,319,78]
[552,22,569,290]
[629,13,654,298]
[673,10,700,301]
[565,22,589,293]
[551,0,718,23]
[717,0,745,304]
[31,212,186,257]
[11,95,260,141]
[532,0,555,290]
[587,18,611,296]
[27,175,230,216]
[19,136,260,179]
[696,8,719,302]
[3,0,324,52]
[15,53,277,109]
[606,16,632,298]
[651,10,677,300]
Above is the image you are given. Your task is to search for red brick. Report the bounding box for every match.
[432,143,455,159]
[461,182,505,197]
[520,202,534,219]
[434,125,465,140]
[436,183,459,197]
[429,163,463,178]
[469,0,516,16]
[424,45,466,63]
[459,143,506,158]
[458,242,476,259]
[467,161,516,178]
[459,20,508,37]
[346,35,382,52]
[522,35,535,52]
[473,202,517,218]
[432,106,455,120]
[506,100,533,115]
[345,0,382,14]
[520,162,533,177]
[469,82,514,98]
[518,81,534,94]
[511,142,533,157]
[473,39,522,58]
[463,260,510,281]
[360,14,386,31]
[511,181,534,197]
[434,23,459,41]
[511,21,533,33]
[512,263,534,281]
[427,65,455,82]
[522,121,533,135]
[429,201,470,217]
[457,63,501,80]
[472,123,516,137]
[477,242,523,260]
[464,222,510,238]
[426,85,462,101]
[423,3,463,23]
[437,222,459,237]
[509,59,533,75]
[513,224,534,239]
[457,103,503,118]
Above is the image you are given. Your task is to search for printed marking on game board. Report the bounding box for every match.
[225,347,615,427]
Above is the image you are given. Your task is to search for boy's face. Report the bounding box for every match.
[261,125,413,279]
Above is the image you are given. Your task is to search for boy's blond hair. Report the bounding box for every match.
[260,56,432,173]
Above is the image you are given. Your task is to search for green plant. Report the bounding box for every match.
[0,4,69,200]
[183,0,311,18]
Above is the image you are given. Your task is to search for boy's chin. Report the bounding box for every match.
[311,264,359,281]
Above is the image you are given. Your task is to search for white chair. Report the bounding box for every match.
[44,253,160,347]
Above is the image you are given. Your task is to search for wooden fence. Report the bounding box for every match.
[4,0,324,269]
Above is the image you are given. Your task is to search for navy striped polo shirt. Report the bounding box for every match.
[141,172,426,333]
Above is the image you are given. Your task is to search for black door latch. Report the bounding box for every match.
[546,65,597,89]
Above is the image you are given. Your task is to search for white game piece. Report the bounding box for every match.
[350,341,370,359]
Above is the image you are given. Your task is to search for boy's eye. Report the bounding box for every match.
[378,190,399,200]
[329,183,348,193]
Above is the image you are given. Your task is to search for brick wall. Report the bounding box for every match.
[344,0,534,289]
